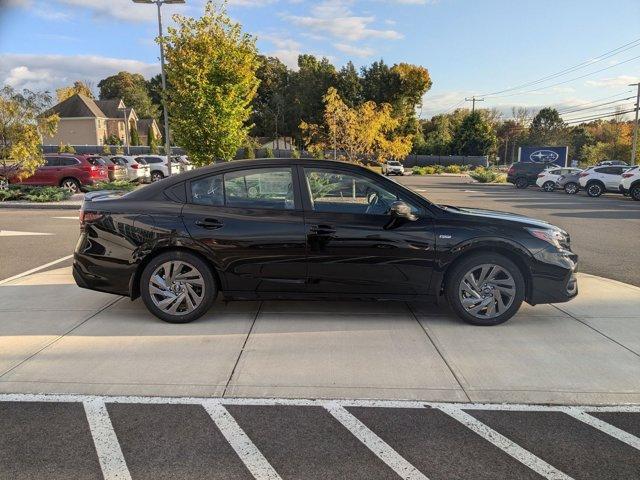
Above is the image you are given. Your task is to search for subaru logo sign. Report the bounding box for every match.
[529,149,559,163]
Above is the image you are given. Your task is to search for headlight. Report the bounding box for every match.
[526,227,569,249]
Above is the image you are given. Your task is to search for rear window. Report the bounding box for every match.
[87,157,106,166]
[134,158,148,165]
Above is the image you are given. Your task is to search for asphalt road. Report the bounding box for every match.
[397,175,640,287]
[1,398,639,480]
[0,176,638,285]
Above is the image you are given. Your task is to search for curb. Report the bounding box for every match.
[0,202,81,210]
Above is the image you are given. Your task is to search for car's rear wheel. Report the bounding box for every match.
[586,182,604,197]
[60,177,80,193]
[140,251,217,323]
[446,253,525,326]
[151,171,164,182]
[514,177,528,189]
[631,185,640,201]
[564,182,579,194]
[542,181,555,192]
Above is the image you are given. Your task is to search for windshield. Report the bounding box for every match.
[388,161,401,166]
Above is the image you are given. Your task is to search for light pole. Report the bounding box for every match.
[133,0,184,175]
[630,82,640,166]
[118,105,130,155]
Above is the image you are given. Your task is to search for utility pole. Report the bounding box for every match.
[465,96,484,113]
[630,82,640,166]
[503,136,509,167]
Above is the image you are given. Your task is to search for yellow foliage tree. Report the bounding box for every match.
[300,87,413,163]
[56,81,94,102]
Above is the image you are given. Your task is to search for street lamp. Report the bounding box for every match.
[133,0,184,175]
[118,104,130,155]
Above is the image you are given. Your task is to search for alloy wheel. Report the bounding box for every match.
[565,183,578,194]
[61,179,79,193]
[151,173,163,182]
[587,184,602,197]
[458,263,516,319]
[149,261,205,316]
[543,181,555,192]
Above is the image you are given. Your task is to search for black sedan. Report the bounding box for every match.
[73,158,578,326]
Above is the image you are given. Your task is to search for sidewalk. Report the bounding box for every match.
[1,266,639,405]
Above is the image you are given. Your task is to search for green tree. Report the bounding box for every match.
[130,124,140,146]
[421,114,453,155]
[451,111,497,156]
[528,107,568,146]
[98,72,158,119]
[148,126,159,154]
[56,81,94,102]
[101,144,112,155]
[336,61,362,107]
[251,55,289,138]
[0,87,59,180]
[164,1,259,163]
[105,134,122,146]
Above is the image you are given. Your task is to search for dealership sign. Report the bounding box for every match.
[518,146,568,167]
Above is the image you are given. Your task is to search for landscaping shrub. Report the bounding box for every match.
[21,186,72,203]
[86,180,137,192]
[265,147,274,158]
[444,165,462,174]
[0,187,23,202]
[469,167,507,183]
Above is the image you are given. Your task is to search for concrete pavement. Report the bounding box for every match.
[1,266,640,405]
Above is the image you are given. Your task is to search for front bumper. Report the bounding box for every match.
[528,246,578,304]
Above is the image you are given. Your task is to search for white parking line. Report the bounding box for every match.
[52,216,78,219]
[0,254,73,285]
[566,408,640,451]
[0,230,53,236]
[203,401,282,480]
[83,399,132,480]
[324,401,429,480]
[437,404,573,480]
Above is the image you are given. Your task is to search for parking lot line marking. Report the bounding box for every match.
[324,401,430,480]
[203,401,282,480]
[83,399,132,480]
[566,408,640,451]
[437,405,573,480]
[0,230,53,236]
[0,254,73,285]
[52,216,78,219]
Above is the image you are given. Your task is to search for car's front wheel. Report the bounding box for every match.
[542,181,555,192]
[446,253,525,326]
[140,251,217,323]
[564,182,579,194]
[630,185,640,201]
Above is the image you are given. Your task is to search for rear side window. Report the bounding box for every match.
[44,157,59,167]
[191,175,224,206]
[225,168,295,210]
[60,157,79,166]
[145,157,162,164]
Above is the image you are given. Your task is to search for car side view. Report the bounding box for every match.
[73,158,578,326]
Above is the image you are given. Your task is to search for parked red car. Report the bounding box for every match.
[9,154,109,192]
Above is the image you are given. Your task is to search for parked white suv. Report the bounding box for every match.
[382,160,405,176]
[137,155,183,182]
[620,165,640,201]
[110,155,150,183]
[536,167,582,192]
[578,165,631,197]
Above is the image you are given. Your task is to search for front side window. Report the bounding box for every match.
[224,168,295,210]
[304,168,418,215]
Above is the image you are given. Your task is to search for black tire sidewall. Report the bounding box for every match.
[446,253,525,326]
[631,186,640,201]
[140,251,217,323]
[61,178,80,192]
[587,183,603,197]
[515,177,528,189]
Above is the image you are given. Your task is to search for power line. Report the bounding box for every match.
[560,99,635,116]
[555,91,633,113]
[479,37,640,97]
[565,108,636,124]
[487,53,640,99]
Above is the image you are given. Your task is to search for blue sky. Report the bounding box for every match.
[1,0,640,120]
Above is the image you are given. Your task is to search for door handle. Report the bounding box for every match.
[309,224,336,236]
[195,218,223,229]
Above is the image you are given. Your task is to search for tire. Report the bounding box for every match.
[586,182,604,197]
[564,182,579,195]
[60,177,81,193]
[151,171,164,182]
[445,253,525,326]
[514,177,528,189]
[631,185,640,201]
[542,181,555,192]
[140,251,217,323]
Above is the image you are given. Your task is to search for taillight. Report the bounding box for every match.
[579,172,589,177]
[131,164,139,169]
[622,173,634,178]
[537,173,545,178]
[79,210,103,231]
[507,166,515,174]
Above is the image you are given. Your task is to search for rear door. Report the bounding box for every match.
[300,166,435,296]
[22,156,59,185]
[182,165,308,293]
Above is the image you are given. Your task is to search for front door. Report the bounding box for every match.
[182,166,307,293]
[301,166,435,296]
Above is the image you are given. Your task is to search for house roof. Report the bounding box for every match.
[45,94,106,118]
[94,99,125,118]
[137,118,158,131]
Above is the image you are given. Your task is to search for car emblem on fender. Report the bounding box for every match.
[529,150,559,163]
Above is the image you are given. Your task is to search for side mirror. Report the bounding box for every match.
[389,201,418,221]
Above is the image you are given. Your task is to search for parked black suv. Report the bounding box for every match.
[506,162,550,188]
[74,158,578,326]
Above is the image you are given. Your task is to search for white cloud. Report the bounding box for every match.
[0,53,159,92]
[284,0,402,42]
[55,0,187,23]
[586,75,639,88]
[334,42,374,57]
